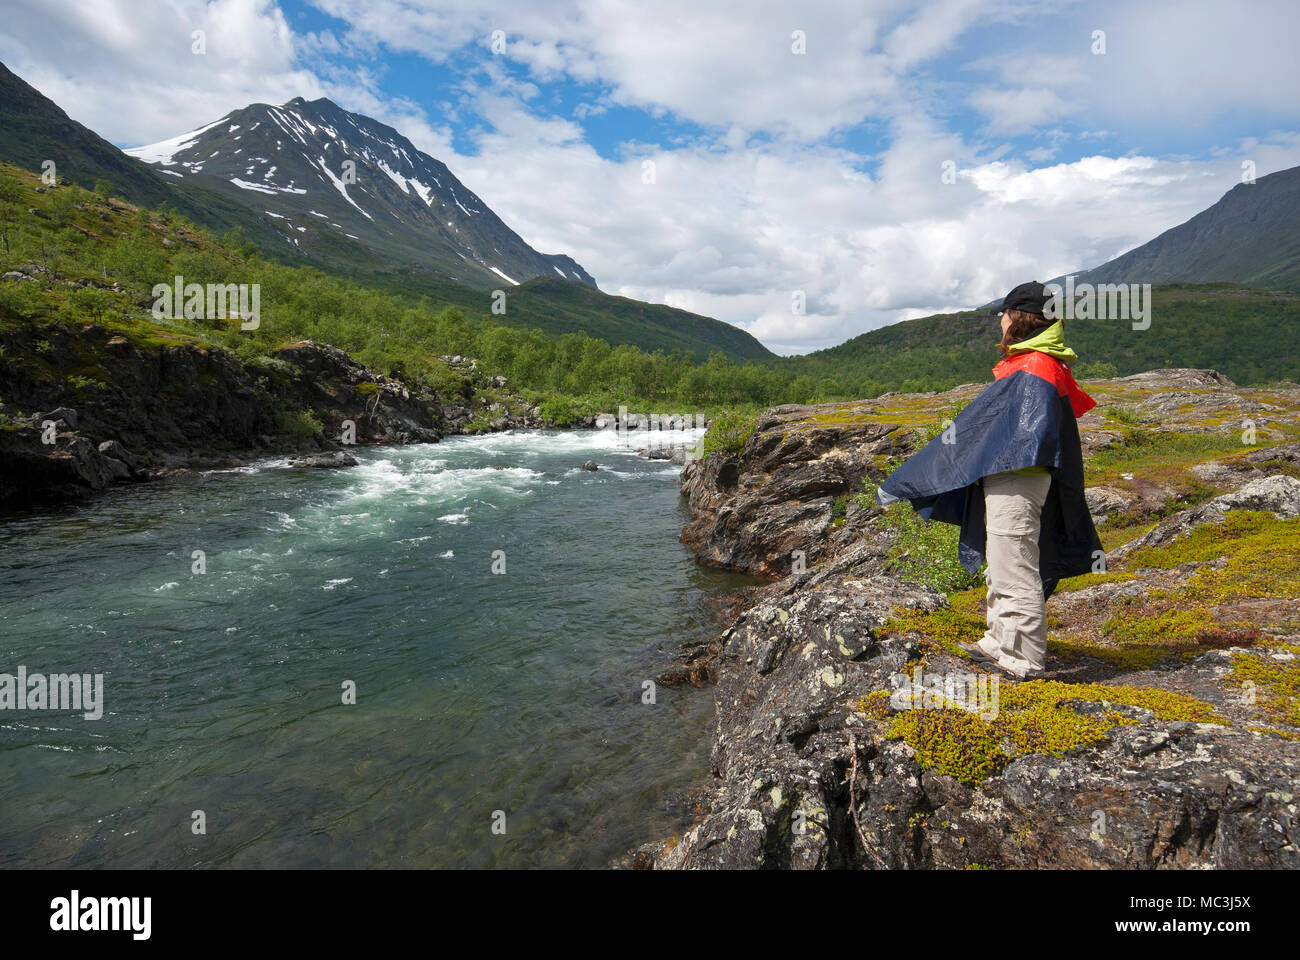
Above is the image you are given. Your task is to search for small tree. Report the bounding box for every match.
[94,179,114,199]
[69,287,112,322]
[0,175,20,255]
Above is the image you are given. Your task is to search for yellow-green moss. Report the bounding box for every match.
[1127,510,1279,563]
[864,678,1225,785]
[1050,512,1297,668]
[1053,570,1138,593]
[946,587,985,618]
[1231,652,1300,729]
[1101,606,1258,648]
[878,605,984,658]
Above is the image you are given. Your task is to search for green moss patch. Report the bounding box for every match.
[1232,652,1300,733]
[1048,512,1298,669]
[862,678,1225,785]
[878,604,984,659]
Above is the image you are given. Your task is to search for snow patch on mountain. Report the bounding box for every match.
[230,178,306,195]
[376,159,410,194]
[125,117,227,164]
[124,95,597,289]
[314,157,372,220]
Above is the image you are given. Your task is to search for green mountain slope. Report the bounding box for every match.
[0,62,295,256]
[472,276,774,361]
[0,164,783,418]
[1053,165,1300,292]
[780,283,1299,392]
[0,62,772,364]
[286,261,772,362]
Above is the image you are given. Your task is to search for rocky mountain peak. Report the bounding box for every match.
[126,95,597,290]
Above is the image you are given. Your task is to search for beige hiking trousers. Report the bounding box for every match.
[975,470,1053,676]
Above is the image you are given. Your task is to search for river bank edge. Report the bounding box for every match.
[622,369,1300,869]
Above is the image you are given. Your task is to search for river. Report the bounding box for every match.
[0,428,749,868]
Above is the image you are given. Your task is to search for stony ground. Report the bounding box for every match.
[630,368,1300,869]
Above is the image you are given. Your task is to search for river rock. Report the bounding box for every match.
[97,439,138,471]
[287,451,359,469]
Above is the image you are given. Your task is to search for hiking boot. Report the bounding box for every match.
[992,662,1047,681]
[957,641,999,665]
[966,656,1045,681]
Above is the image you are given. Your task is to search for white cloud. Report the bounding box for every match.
[2,0,1298,355]
[969,87,1077,135]
[432,87,1300,352]
[0,0,326,145]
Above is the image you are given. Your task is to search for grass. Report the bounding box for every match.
[278,407,323,442]
[701,409,757,456]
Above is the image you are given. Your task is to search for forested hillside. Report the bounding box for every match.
[2,164,1296,433]
[0,165,789,423]
[782,284,1299,394]
[0,63,772,366]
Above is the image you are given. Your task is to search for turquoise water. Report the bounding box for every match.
[0,429,744,868]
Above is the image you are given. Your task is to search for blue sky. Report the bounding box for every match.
[274,0,1299,167]
[4,0,1299,352]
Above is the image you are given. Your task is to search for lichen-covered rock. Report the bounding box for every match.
[1112,474,1300,563]
[1085,484,1134,523]
[640,573,945,869]
[636,564,1299,869]
[678,404,908,577]
[1207,474,1300,517]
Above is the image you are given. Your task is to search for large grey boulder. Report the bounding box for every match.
[1111,474,1300,564]
[1205,474,1300,518]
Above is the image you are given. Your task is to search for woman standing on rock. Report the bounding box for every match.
[876,281,1102,680]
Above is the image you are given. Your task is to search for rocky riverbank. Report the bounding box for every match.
[629,369,1300,869]
[0,322,543,505]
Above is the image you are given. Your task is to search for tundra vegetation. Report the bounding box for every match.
[869,399,1300,777]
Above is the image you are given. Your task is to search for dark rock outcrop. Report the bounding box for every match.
[0,326,454,504]
[634,564,1298,869]
[678,403,910,578]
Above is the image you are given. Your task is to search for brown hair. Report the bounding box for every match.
[997,308,1057,356]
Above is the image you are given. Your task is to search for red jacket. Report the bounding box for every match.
[992,351,1096,419]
